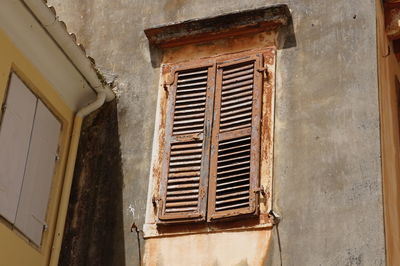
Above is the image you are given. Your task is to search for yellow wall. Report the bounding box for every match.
[0,29,74,266]
[377,1,400,265]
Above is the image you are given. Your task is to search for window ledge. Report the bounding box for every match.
[143,221,274,239]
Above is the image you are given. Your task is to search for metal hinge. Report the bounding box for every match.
[152,196,162,209]
[256,53,268,79]
[152,196,164,218]
[257,66,267,73]
[257,65,269,80]
[32,214,48,231]
[253,185,266,197]
[1,104,6,113]
[163,73,175,92]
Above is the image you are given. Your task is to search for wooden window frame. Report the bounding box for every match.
[156,49,272,225]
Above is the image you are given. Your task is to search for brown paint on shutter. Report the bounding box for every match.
[158,59,215,223]
[208,54,263,221]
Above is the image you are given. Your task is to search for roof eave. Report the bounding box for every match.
[21,0,115,102]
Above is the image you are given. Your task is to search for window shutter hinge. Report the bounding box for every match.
[1,104,6,113]
[163,82,169,92]
[257,66,267,73]
[257,65,269,80]
[32,214,48,231]
[253,185,266,197]
[152,196,162,208]
[163,73,175,92]
[152,196,161,204]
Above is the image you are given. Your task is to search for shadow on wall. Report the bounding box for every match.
[59,100,126,266]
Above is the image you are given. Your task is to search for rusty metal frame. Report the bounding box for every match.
[157,58,216,223]
[207,52,263,221]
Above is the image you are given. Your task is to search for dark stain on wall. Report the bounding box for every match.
[59,100,125,266]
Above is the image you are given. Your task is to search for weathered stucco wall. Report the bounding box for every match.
[48,0,385,265]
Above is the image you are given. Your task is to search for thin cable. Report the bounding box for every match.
[131,222,142,266]
[276,224,283,266]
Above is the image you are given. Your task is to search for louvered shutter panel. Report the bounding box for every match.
[207,54,263,221]
[158,61,215,223]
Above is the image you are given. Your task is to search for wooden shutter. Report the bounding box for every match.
[207,54,263,221]
[0,73,37,223]
[14,100,61,246]
[158,60,215,223]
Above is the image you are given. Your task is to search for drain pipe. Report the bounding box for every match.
[76,91,107,118]
[50,92,107,266]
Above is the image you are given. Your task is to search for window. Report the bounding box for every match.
[156,50,269,224]
[0,73,61,246]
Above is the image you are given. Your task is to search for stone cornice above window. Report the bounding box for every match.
[144,5,291,48]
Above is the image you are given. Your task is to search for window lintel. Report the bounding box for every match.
[144,4,291,48]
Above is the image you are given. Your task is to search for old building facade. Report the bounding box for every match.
[2,0,400,265]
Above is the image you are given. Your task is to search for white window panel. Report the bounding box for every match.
[0,74,37,223]
[14,100,60,246]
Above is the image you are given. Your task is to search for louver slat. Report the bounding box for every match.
[208,54,263,221]
[158,62,215,223]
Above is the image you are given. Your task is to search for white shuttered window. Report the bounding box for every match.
[0,73,61,246]
[0,74,36,223]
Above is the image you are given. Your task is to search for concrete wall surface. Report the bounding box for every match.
[48,0,385,265]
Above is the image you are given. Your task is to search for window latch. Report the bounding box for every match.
[199,186,206,199]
